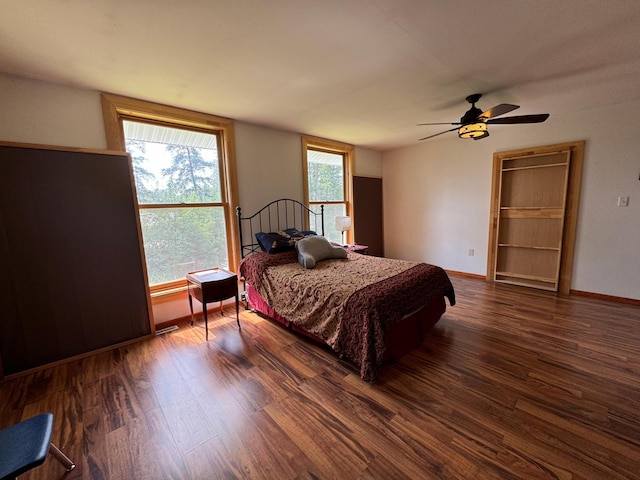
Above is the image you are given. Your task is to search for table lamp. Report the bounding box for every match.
[335,215,351,245]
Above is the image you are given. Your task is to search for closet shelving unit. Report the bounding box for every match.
[494,151,571,292]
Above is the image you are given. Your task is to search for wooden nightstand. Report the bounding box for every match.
[187,268,240,340]
[345,244,368,255]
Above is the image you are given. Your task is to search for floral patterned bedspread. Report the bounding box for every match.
[240,250,455,381]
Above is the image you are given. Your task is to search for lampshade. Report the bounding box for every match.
[458,122,489,139]
[335,215,352,232]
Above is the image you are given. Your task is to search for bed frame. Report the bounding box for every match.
[236,198,325,258]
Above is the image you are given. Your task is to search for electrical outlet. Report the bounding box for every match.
[468,248,475,257]
[617,196,630,207]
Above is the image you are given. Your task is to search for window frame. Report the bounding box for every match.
[101,93,240,294]
[302,135,354,244]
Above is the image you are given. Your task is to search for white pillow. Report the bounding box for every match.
[295,235,347,269]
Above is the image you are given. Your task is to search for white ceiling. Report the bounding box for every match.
[2,0,640,151]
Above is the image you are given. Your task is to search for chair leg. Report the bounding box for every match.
[49,443,76,472]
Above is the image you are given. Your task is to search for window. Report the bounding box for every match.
[302,136,354,245]
[101,94,239,293]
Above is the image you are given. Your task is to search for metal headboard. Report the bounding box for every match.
[236,198,325,258]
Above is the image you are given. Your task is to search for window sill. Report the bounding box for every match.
[150,286,188,304]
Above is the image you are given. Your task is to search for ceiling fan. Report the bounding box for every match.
[418,93,549,141]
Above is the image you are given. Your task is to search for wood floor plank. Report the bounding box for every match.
[264,393,370,479]
[2,276,639,479]
[181,435,240,480]
[161,394,216,455]
[81,405,110,480]
[104,423,136,480]
[118,411,189,480]
[249,409,322,478]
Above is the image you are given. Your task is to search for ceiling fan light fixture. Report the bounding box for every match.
[458,122,488,139]
[418,94,549,142]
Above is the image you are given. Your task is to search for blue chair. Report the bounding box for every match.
[0,413,75,480]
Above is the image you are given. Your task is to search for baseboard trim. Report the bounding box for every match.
[2,333,154,381]
[446,271,639,306]
[570,290,640,306]
[445,270,486,280]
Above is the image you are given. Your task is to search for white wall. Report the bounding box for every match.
[355,147,383,177]
[383,100,640,300]
[0,73,107,149]
[235,122,304,216]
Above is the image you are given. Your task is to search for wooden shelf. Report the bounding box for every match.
[501,150,569,163]
[502,162,568,172]
[500,206,564,210]
[495,278,558,292]
[498,244,560,251]
[495,271,557,284]
[499,207,564,219]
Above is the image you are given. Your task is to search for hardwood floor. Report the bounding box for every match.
[2,276,639,479]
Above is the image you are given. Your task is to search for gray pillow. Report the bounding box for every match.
[296,235,347,269]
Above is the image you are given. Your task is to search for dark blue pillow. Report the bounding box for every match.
[255,231,296,253]
[284,228,317,238]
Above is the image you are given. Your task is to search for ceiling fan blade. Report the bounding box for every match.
[487,113,550,124]
[418,126,460,141]
[479,103,519,120]
[417,122,462,126]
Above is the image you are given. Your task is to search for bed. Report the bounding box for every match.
[237,199,455,382]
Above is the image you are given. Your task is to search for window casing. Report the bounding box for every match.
[302,136,354,245]
[101,94,240,294]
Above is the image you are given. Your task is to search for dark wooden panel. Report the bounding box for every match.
[0,206,27,379]
[0,144,151,375]
[353,176,383,256]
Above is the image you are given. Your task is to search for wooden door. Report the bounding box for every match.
[353,175,384,256]
[487,141,584,295]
